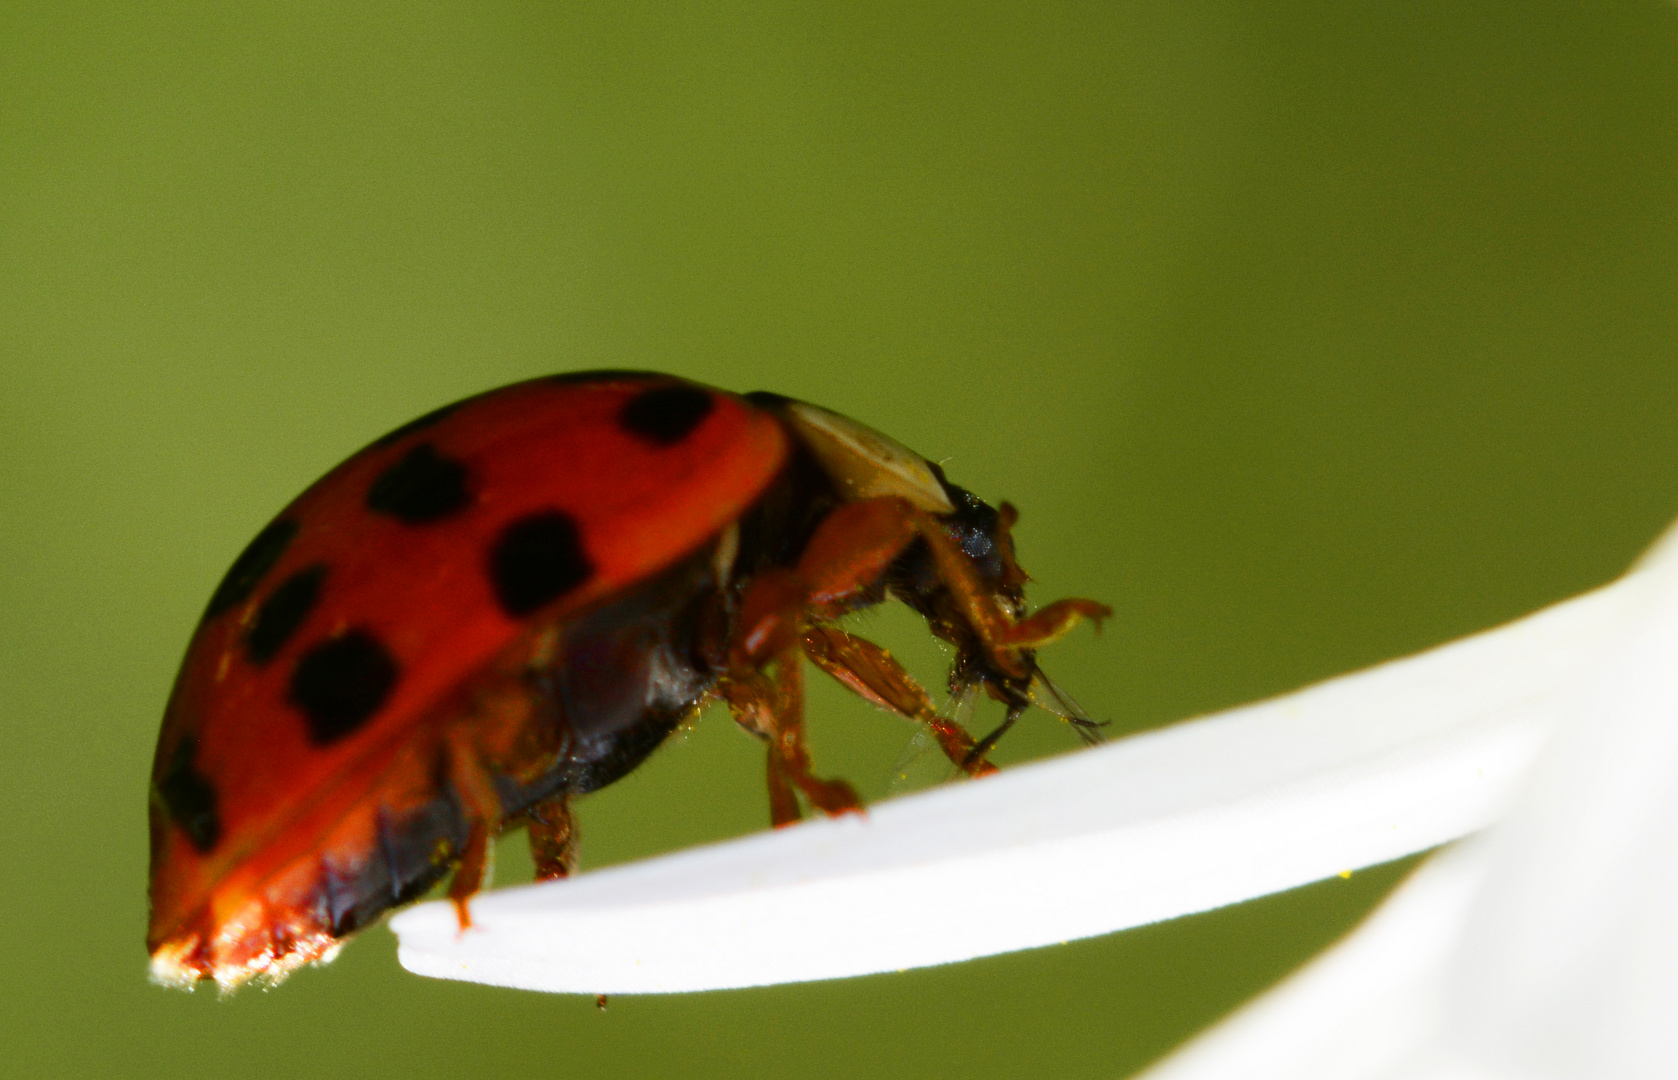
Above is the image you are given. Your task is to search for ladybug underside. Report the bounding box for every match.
[147,374,1108,991]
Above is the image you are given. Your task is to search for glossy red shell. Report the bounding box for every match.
[148,374,788,969]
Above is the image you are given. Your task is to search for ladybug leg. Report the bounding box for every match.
[450,829,492,929]
[910,514,1111,676]
[442,730,505,929]
[787,499,1003,773]
[993,598,1114,650]
[724,498,932,824]
[765,655,863,822]
[965,699,1030,768]
[801,624,997,777]
[523,793,576,881]
[794,497,920,610]
[727,498,925,677]
[764,732,803,827]
[725,495,1026,812]
[719,667,804,826]
[721,656,861,825]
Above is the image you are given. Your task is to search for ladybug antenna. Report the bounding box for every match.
[959,660,1106,770]
[1028,663,1107,747]
[962,699,1027,771]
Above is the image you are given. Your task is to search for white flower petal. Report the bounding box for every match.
[1136,840,1490,1080]
[1444,524,1678,1078]
[390,551,1641,995]
[1139,522,1678,1080]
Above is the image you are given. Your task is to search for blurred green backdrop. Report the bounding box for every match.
[5,2,1678,1077]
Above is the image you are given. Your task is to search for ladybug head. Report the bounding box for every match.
[882,469,1026,619]
[750,388,1102,749]
[891,471,1106,753]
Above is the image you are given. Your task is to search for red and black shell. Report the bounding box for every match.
[147,371,985,989]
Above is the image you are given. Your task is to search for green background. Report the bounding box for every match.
[5,2,1678,1077]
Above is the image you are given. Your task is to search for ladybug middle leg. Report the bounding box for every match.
[800,624,997,777]
[768,655,862,820]
[722,654,860,826]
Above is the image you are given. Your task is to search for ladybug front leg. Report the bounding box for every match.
[794,497,920,609]
[781,499,1000,774]
[784,496,998,772]
[992,598,1114,651]
[522,793,577,881]
[911,513,1111,678]
[795,495,1109,679]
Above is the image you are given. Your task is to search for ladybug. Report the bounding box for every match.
[148,371,1109,991]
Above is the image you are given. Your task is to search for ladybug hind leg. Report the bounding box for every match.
[522,792,577,881]
[441,729,506,929]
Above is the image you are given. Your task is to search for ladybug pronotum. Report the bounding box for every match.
[148,371,1109,990]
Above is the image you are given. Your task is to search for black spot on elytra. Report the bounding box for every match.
[156,737,220,853]
[370,402,462,449]
[245,563,327,664]
[488,511,594,617]
[203,519,298,620]
[742,390,792,409]
[289,631,399,745]
[366,443,471,523]
[619,385,714,446]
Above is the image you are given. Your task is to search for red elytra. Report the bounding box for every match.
[148,371,1109,991]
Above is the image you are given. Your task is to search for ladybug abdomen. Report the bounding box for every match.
[321,542,730,941]
[318,789,471,940]
[542,545,726,794]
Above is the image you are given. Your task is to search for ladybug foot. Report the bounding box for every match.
[995,598,1112,651]
[766,754,862,827]
[523,793,577,882]
[448,822,492,931]
[798,775,863,820]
